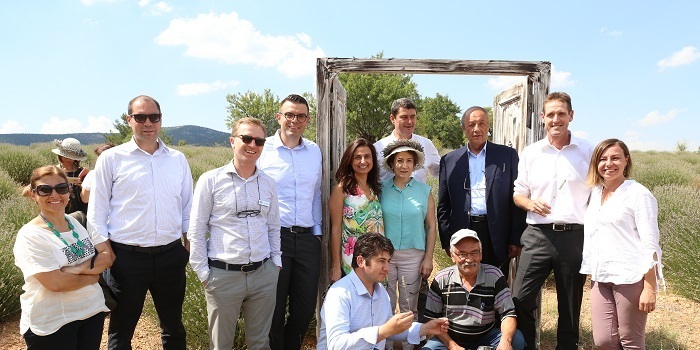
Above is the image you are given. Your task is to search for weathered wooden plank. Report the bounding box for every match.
[320,58,551,76]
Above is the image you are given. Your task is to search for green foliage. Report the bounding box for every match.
[675,140,688,152]
[415,93,464,150]
[0,144,51,185]
[302,92,317,142]
[225,89,280,137]
[338,52,420,143]
[104,113,174,145]
[0,169,20,201]
[631,151,700,190]
[0,195,38,321]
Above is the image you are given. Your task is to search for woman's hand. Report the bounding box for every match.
[420,257,433,279]
[61,265,86,275]
[330,266,341,282]
[639,289,656,313]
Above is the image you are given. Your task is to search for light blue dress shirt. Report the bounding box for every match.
[380,178,430,250]
[468,143,487,215]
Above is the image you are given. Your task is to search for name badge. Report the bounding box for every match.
[259,200,270,207]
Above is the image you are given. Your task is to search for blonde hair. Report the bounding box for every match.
[231,117,266,136]
[586,138,633,187]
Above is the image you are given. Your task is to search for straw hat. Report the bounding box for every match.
[381,139,425,172]
[52,138,88,161]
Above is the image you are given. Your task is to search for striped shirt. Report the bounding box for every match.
[422,264,516,345]
[87,138,193,246]
[187,162,281,282]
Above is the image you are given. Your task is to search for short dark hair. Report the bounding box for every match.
[543,92,572,113]
[351,233,395,268]
[461,106,490,128]
[280,94,309,113]
[128,95,161,115]
[391,98,416,116]
[94,143,115,157]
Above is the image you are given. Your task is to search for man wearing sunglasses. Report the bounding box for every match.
[87,95,194,350]
[257,94,323,350]
[188,117,281,349]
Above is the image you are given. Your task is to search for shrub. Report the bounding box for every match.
[0,195,38,321]
[0,144,49,185]
[0,169,20,202]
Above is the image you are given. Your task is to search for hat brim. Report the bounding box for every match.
[382,147,425,173]
[52,148,87,161]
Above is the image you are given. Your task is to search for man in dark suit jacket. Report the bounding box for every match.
[437,106,526,277]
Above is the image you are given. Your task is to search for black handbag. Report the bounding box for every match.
[90,254,118,312]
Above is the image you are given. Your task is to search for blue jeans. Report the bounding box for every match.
[421,328,526,350]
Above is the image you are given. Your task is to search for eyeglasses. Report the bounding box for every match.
[33,183,71,196]
[452,250,482,260]
[129,114,162,123]
[235,135,266,146]
[280,112,309,123]
[236,210,261,218]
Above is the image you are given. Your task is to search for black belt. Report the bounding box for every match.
[111,240,180,254]
[533,223,584,232]
[282,226,313,234]
[470,215,488,223]
[208,258,269,273]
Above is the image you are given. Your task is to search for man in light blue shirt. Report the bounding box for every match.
[257,94,323,350]
[318,233,449,350]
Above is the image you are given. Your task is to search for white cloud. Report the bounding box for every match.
[156,12,325,79]
[639,108,685,126]
[572,130,588,139]
[657,46,700,71]
[80,0,117,6]
[39,116,115,134]
[600,27,622,37]
[0,120,25,134]
[486,65,573,91]
[138,0,150,6]
[624,130,661,151]
[176,80,239,96]
[148,1,172,16]
[82,116,115,133]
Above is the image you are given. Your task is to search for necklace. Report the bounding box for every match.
[39,213,84,256]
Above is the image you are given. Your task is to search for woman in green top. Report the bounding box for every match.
[379,139,437,321]
[329,138,384,281]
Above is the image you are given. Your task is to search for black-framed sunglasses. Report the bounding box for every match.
[235,135,266,146]
[236,209,261,218]
[280,112,309,123]
[33,183,71,196]
[129,113,162,123]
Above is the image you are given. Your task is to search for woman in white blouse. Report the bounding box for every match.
[14,165,114,349]
[580,139,664,349]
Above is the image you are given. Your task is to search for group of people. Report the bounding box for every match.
[12,92,664,350]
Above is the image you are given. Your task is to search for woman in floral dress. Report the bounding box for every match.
[329,138,384,281]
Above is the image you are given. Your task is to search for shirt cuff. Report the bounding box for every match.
[407,322,424,344]
[357,326,380,345]
[272,255,282,268]
[313,225,322,236]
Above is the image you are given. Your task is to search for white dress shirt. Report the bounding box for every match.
[513,134,593,224]
[580,180,665,288]
[375,133,440,183]
[257,131,323,235]
[87,138,193,246]
[188,162,281,282]
[318,270,423,350]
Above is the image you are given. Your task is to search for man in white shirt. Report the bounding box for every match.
[318,233,449,350]
[511,92,594,350]
[374,98,440,183]
[188,117,281,349]
[257,94,323,350]
[88,95,193,350]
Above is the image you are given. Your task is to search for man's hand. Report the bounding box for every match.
[497,337,513,350]
[419,317,449,337]
[507,245,522,259]
[526,198,551,217]
[378,311,414,339]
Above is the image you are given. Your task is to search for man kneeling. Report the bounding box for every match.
[318,233,449,349]
[421,229,526,350]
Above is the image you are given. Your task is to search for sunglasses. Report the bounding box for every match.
[235,135,266,146]
[236,209,261,218]
[33,183,71,196]
[129,113,162,123]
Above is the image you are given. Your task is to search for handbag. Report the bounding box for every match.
[90,254,118,312]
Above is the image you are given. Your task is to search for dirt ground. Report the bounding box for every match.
[2,284,698,349]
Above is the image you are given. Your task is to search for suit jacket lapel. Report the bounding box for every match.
[485,142,498,204]
[454,146,471,215]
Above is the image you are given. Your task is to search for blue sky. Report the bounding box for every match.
[1,1,698,151]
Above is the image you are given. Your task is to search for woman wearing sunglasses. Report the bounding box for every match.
[13,165,114,349]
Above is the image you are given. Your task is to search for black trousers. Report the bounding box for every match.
[469,220,510,279]
[512,225,586,350]
[270,231,321,350]
[24,312,106,350]
[106,241,189,350]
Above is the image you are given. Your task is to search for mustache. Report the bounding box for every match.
[460,262,477,269]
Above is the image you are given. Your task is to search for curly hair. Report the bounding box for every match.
[335,138,382,197]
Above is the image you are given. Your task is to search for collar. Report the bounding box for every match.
[224,161,259,180]
[388,177,415,190]
[348,270,382,300]
[271,130,307,150]
[541,131,584,150]
[448,264,486,287]
[467,141,488,157]
[124,137,167,155]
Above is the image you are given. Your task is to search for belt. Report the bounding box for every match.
[208,258,269,273]
[470,215,488,223]
[282,226,313,234]
[111,240,180,254]
[533,223,584,232]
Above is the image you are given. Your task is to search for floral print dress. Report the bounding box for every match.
[340,187,384,275]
